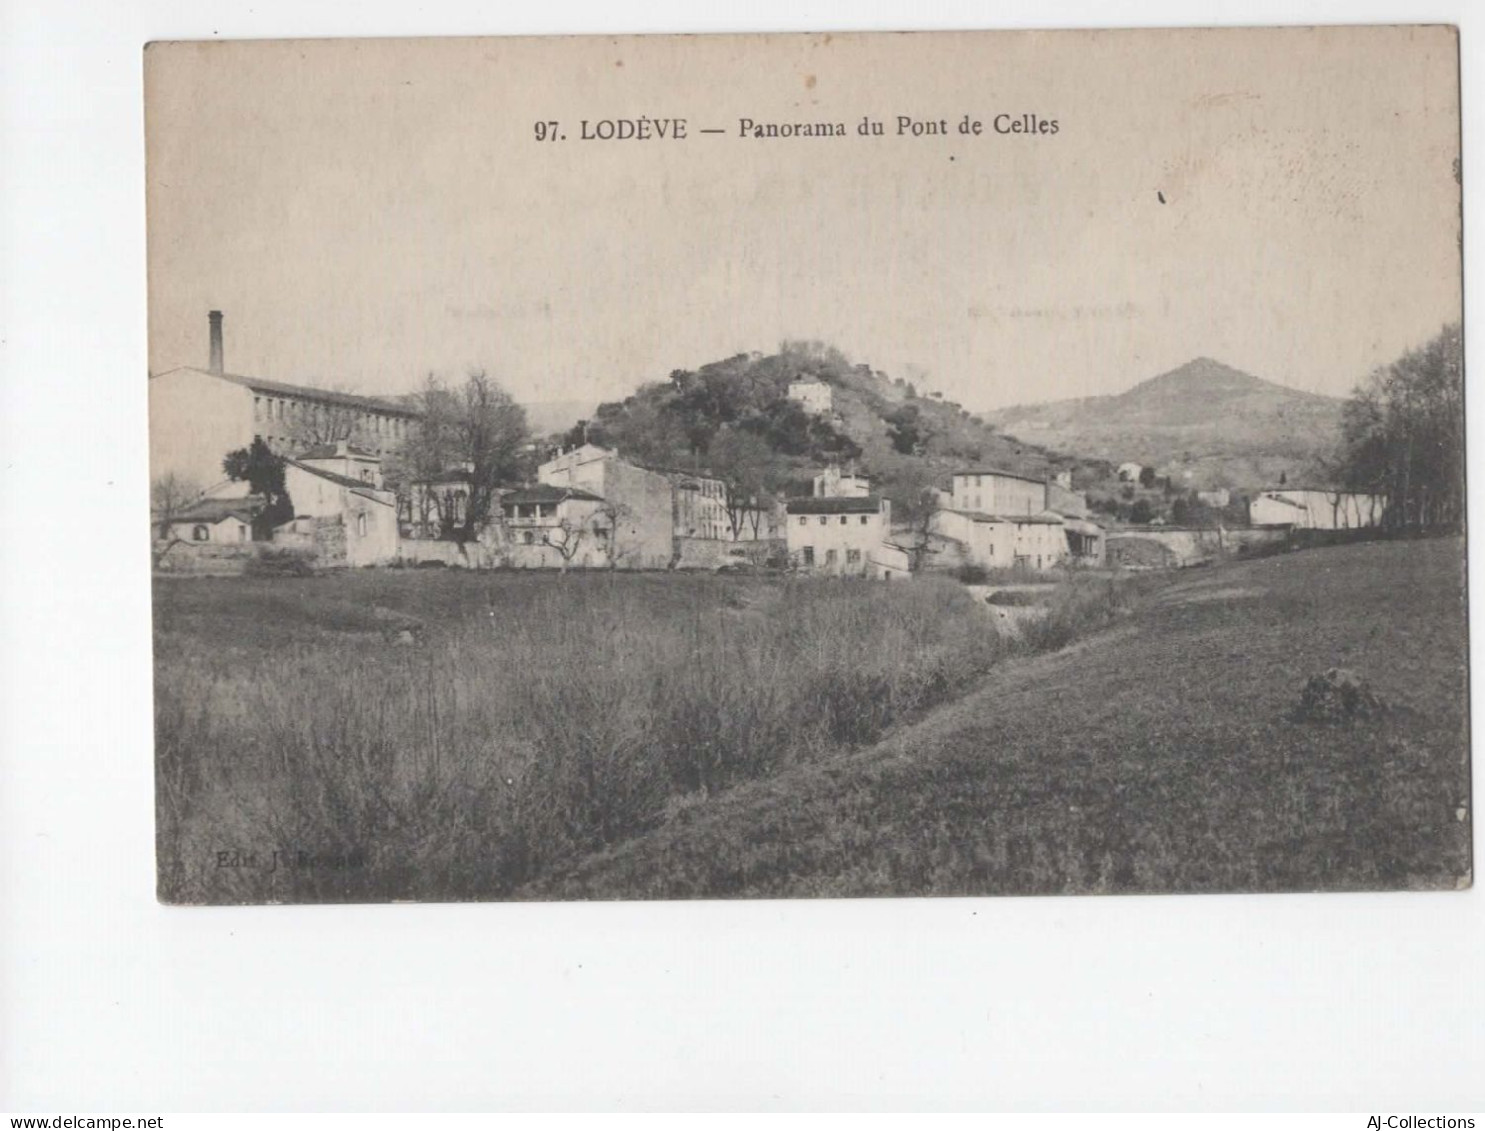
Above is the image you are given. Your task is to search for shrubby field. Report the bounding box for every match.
[154,569,1135,902]
[154,539,1468,903]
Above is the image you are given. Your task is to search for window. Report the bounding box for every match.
[361,469,373,483]
[802,546,814,566]
[356,512,368,538]
[523,531,534,545]
[825,548,838,565]
[839,516,848,525]
[819,516,827,526]
[191,525,209,542]
[859,515,869,525]
[798,516,807,526]
[846,549,861,564]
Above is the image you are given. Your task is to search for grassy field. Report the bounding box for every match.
[156,568,1137,903]
[154,539,1469,903]
[522,538,1471,899]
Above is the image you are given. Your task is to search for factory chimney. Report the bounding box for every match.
[208,310,224,375]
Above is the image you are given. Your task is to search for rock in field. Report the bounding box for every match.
[1293,667,1388,724]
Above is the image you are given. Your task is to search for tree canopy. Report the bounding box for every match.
[1335,323,1463,531]
[384,371,530,543]
[223,436,292,538]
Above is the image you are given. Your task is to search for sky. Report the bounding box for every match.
[145,27,1462,412]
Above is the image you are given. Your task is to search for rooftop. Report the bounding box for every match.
[154,367,421,417]
[502,484,605,506]
[284,458,384,492]
[170,496,261,524]
[952,467,1046,485]
[950,508,1066,525]
[786,495,883,515]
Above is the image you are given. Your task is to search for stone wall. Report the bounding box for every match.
[673,537,785,571]
[153,540,258,575]
[312,515,348,566]
[1107,526,1288,569]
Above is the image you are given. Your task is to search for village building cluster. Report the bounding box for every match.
[150,312,1389,577]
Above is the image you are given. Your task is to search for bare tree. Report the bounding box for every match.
[393,371,529,544]
[540,515,593,573]
[593,499,634,569]
[707,426,779,541]
[882,463,943,573]
[150,472,204,566]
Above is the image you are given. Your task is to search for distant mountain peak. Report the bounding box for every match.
[981,356,1345,490]
[1128,357,1272,398]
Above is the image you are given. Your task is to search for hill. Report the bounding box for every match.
[571,343,1106,516]
[983,357,1345,489]
[522,538,1470,899]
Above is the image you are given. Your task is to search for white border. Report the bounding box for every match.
[1,0,1480,1113]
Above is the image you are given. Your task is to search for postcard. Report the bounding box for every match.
[146,27,1467,904]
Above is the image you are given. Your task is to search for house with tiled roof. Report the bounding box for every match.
[164,495,263,546]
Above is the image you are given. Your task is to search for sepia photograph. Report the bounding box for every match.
[146,27,1468,906]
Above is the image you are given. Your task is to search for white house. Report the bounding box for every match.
[280,458,401,566]
[1249,489,1387,530]
[164,496,258,545]
[930,509,1070,572]
[1117,462,1145,483]
[937,467,1103,569]
[786,495,891,576]
[786,375,834,417]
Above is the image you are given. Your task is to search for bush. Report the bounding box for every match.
[953,564,989,584]
[243,547,317,577]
